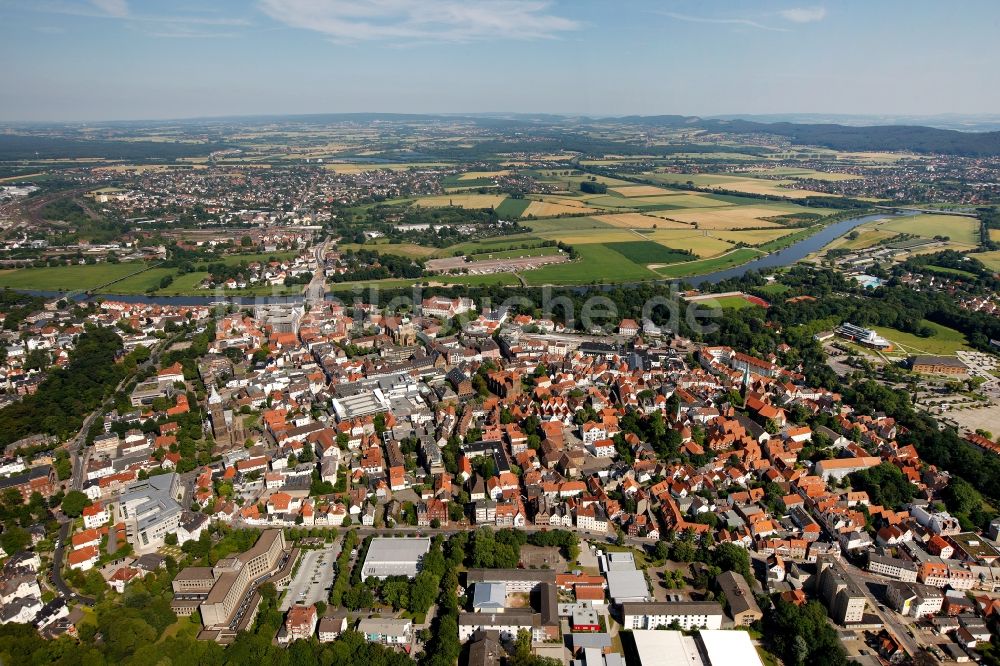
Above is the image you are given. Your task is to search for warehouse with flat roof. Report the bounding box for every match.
[360,537,431,581]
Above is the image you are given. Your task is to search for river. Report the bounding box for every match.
[15,211,905,305]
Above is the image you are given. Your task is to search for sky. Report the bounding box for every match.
[1,0,999,122]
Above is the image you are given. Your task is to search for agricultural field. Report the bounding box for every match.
[605,241,695,265]
[0,262,153,292]
[878,214,980,246]
[608,185,675,197]
[413,193,507,209]
[524,217,614,233]
[641,230,735,257]
[494,198,532,219]
[869,320,973,356]
[654,248,762,278]
[990,229,1000,243]
[654,206,788,229]
[708,228,796,245]
[324,162,450,174]
[523,243,658,285]
[643,172,834,198]
[523,199,598,217]
[739,167,861,181]
[459,170,510,180]
[593,213,691,229]
[973,251,1000,271]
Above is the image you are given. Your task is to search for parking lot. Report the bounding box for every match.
[280,544,338,611]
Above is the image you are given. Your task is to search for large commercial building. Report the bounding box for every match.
[620,601,724,631]
[171,530,293,643]
[910,355,968,376]
[360,537,431,582]
[118,473,183,553]
[629,629,763,666]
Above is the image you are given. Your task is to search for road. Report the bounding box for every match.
[304,238,329,304]
[49,522,95,606]
[837,559,921,657]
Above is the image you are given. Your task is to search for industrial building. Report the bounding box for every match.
[360,537,431,582]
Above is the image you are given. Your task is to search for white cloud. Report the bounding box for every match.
[89,0,128,18]
[257,0,580,43]
[659,11,789,33]
[778,7,827,23]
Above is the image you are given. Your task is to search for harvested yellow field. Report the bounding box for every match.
[523,200,598,217]
[595,213,691,229]
[459,170,510,180]
[714,178,831,198]
[609,185,675,197]
[973,251,1000,272]
[709,228,796,245]
[659,206,788,229]
[991,229,1000,243]
[414,194,507,209]
[643,230,734,257]
[536,229,639,244]
[326,162,449,174]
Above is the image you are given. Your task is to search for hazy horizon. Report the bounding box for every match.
[2,0,999,122]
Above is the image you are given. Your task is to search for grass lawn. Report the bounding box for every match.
[869,320,973,356]
[879,214,980,246]
[338,242,438,259]
[0,262,153,291]
[605,241,694,265]
[757,283,791,295]
[429,273,520,287]
[494,197,532,218]
[655,248,762,278]
[924,264,978,278]
[327,278,419,293]
[212,251,298,266]
[467,246,560,261]
[98,267,176,294]
[524,243,658,285]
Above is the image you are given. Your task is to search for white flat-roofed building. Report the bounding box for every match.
[620,601,724,631]
[360,537,431,582]
[630,629,763,666]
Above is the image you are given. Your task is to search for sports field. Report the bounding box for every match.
[878,214,979,246]
[0,262,154,292]
[693,295,761,310]
[338,242,438,259]
[869,320,972,356]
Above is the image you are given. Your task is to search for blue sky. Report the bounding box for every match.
[1,0,998,121]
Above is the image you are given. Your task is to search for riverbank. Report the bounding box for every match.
[6,211,909,305]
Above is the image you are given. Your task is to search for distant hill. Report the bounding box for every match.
[0,135,228,161]
[613,115,1000,156]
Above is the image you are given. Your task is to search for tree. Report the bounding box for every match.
[61,490,90,517]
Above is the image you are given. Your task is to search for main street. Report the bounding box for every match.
[836,559,922,657]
